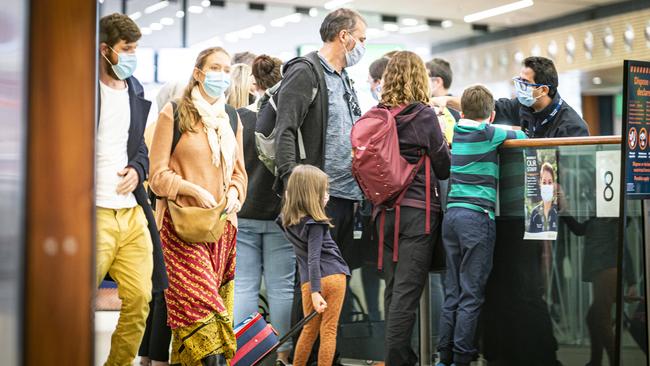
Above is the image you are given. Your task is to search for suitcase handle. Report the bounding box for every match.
[277,310,318,345]
[251,310,318,366]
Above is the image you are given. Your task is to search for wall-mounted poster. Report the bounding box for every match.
[524,148,559,240]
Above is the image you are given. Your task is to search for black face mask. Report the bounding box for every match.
[248,93,256,105]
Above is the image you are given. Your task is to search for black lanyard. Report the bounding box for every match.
[532,98,563,135]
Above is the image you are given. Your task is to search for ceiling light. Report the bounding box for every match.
[225,34,238,43]
[129,11,142,20]
[592,77,602,85]
[531,45,541,56]
[464,0,533,23]
[160,17,174,26]
[514,50,524,63]
[565,35,576,55]
[441,20,453,28]
[188,5,204,13]
[402,18,418,26]
[415,47,429,56]
[399,25,430,34]
[176,10,185,18]
[309,8,319,17]
[270,19,285,27]
[141,27,152,35]
[271,13,302,27]
[547,40,558,58]
[366,28,388,39]
[624,24,635,48]
[150,22,163,31]
[287,13,302,23]
[324,0,353,10]
[603,27,615,50]
[250,25,266,34]
[383,23,399,32]
[201,0,210,7]
[144,1,169,15]
[239,30,253,39]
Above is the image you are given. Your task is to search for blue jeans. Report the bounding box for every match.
[234,218,296,352]
[438,208,496,366]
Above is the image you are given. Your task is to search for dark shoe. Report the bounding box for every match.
[201,354,225,366]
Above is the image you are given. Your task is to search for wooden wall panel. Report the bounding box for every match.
[24,0,96,364]
[582,95,601,136]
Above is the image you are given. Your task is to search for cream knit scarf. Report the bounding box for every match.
[191,86,236,179]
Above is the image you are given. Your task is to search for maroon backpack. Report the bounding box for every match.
[351,105,431,270]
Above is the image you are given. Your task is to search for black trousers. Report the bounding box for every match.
[327,196,355,264]
[139,290,172,362]
[381,207,438,366]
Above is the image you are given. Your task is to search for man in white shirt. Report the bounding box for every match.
[96,13,155,366]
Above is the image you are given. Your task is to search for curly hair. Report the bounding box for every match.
[380,51,430,108]
[100,13,141,47]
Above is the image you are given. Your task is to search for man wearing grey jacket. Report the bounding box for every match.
[275,8,367,264]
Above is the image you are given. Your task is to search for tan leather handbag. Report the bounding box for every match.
[167,197,228,243]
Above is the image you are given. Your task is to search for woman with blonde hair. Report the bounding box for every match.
[377,51,450,365]
[226,63,255,109]
[149,46,247,366]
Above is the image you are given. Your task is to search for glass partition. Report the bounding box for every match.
[472,143,645,366]
[0,0,27,365]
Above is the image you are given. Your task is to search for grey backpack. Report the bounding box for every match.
[254,57,318,175]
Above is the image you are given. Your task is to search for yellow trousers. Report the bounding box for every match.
[96,206,153,366]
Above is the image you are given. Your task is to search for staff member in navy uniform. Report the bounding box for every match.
[528,163,559,233]
[431,56,589,138]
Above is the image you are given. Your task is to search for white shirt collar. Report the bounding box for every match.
[457,118,485,127]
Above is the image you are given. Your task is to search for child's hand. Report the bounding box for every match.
[311,292,327,313]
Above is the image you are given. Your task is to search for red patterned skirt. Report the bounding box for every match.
[160,210,237,329]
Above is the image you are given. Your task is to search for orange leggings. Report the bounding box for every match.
[293,274,347,366]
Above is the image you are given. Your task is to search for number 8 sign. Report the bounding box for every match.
[596,151,620,217]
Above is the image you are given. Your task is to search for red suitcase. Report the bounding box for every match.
[232,310,317,366]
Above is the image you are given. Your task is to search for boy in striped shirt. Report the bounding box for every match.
[437,85,526,366]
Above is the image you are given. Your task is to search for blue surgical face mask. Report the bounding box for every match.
[540,184,554,202]
[199,70,231,98]
[371,84,381,101]
[514,78,544,107]
[104,46,137,80]
[516,88,536,107]
[345,33,366,68]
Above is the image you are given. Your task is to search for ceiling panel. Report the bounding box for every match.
[101,0,630,64]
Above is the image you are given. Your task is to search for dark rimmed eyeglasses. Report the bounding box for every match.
[512,77,548,92]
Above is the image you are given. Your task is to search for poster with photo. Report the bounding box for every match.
[524,148,559,240]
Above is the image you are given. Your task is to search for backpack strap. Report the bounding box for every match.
[286,57,318,161]
[170,100,182,155]
[224,104,239,134]
[375,153,429,270]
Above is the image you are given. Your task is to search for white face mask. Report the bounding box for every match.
[540,184,554,202]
